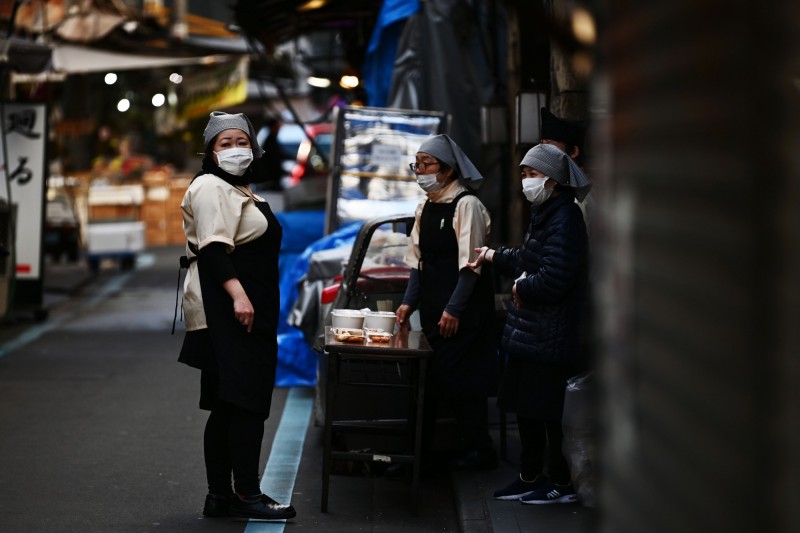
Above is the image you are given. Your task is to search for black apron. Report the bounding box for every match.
[191,200,282,415]
[418,191,495,396]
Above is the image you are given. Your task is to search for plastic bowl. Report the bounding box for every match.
[331,309,365,329]
[362,311,397,332]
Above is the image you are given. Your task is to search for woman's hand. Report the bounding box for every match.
[512,283,521,311]
[233,295,255,333]
[466,246,493,269]
[396,304,412,332]
[224,278,255,333]
[438,311,459,338]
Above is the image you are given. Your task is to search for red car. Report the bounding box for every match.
[282,122,334,210]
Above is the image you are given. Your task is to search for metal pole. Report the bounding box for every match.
[172,0,188,40]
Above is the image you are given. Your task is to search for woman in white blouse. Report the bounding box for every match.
[395,134,497,472]
[179,111,295,521]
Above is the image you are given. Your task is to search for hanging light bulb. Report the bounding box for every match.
[571,7,596,46]
[307,76,331,88]
[339,75,359,89]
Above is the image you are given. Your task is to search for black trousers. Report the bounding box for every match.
[202,375,267,496]
[517,415,571,485]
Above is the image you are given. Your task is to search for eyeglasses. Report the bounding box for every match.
[409,161,440,173]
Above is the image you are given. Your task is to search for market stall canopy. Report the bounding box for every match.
[0,37,52,73]
[232,0,381,51]
[4,1,250,72]
[53,9,125,43]
[49,43,237,74]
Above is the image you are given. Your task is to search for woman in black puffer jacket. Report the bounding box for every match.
[468,143,591,505]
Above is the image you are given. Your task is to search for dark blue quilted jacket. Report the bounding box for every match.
[493,192,589,363]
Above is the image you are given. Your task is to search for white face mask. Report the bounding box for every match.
[417,172,444,192]
[521,176,553,206]
[416,172,445,193]
[215,147,253,176]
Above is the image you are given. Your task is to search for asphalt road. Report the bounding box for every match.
[0,246,459,533]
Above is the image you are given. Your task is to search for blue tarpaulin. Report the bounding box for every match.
[274,210,326,275]
[275,215,363,387]
[363,0,420,107]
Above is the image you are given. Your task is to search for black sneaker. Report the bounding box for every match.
[519,481,578,504]
[493,474,547,500]
[202,493,232,518]
[229,494,297,521]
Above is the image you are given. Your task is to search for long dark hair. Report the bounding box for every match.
[204,135,218,159]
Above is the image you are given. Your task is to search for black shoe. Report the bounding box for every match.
[203,493,232,518]
[493,474,547,500]
[229,494,296,521]
[449,448,498,470]
[519,480,579,504]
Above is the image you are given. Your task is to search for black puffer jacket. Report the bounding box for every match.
[493,191,588,363]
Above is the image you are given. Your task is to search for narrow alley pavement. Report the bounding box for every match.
[0,245,594,532]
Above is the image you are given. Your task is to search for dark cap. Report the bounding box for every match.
[540,107,587,149]
[203,111,264,158]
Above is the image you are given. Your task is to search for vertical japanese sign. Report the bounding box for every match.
[0,103,47,284]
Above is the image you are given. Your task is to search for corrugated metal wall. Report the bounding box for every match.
[597,1,800,531]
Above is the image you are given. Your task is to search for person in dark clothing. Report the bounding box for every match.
[178,111,296,521]
[539,106,596,365]
[539,106,587,166]
[250,117,284,191]
[468,143,592,504]
[395,134,497,472]
[538,106,594,227]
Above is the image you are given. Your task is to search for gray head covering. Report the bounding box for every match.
[520,143,592,202]
[417,134,484,186]
[203,111,264,158]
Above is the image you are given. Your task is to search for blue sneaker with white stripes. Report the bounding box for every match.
[493,474,547,500]
[519,481,578,504]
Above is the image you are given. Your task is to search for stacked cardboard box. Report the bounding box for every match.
[167,176,191,245]
[89,203,138,220]
[142,186,169,246]
[81,172,193,248]
[138,171,190,246]
[87,184,144,221]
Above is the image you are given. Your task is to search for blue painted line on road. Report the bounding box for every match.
[245,386,313,532]
[0,256,313,533]
[0,270,134,359]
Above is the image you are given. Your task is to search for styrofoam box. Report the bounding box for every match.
[87,221,146,254]
[88,184,145,205]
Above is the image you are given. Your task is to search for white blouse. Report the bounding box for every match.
[403,179,491,274]
[180,173,268,330]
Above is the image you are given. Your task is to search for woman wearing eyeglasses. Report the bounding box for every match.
[395,134,497,472]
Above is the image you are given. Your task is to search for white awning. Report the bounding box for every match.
[50,43,240,74]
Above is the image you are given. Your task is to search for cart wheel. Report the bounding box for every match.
[88,258,100,274]
[33,308,49,322]
[120,256,135,271]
